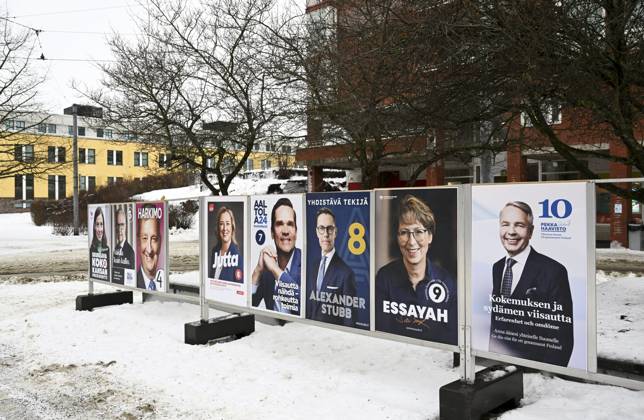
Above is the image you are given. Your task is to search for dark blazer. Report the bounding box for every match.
[112,240,135,284]
[252,248,301,315]
[489,247,574,367]
[306,252,358,327]
[375,256,457,345]
[208,242,243,283]
[137,267,162,290]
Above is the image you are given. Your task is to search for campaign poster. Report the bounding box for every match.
[134,201,167,292]
[88,204,111,282]
[111,203,136,287]
[305,191,370,330]
[250,194,304,317]
[204,197,247,307]
[471,182,588,370]
[374,188,458,345]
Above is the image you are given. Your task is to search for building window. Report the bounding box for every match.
[48,123,56,134]
[521,102,563,127]
[158,153,171,168]
[15,120,25,129]
[282,145,291,153]
[107,176,123,185]
[68,125,73,135]
[78,126,86,136]
[261,159,271,170]
[107,150,123,166]
[4,119,14,130]
[79,175,96,192]
[205,157,214,169]
[38,123,47,133]
[79,148,96,164]
[134,151,148,167]
[96,128,104,138]
[540,159,586,181]
[47,146,66,163]
[14,174,34,200]
[15,145,34,162]
[245,159,254,171]
[253,143,260,151]
[48,175,66,199]
[105,129,113,139]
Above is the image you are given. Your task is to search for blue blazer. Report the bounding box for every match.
[252,248,301,315]
[208,242,243,283]
[489,247,573,367]
[306,252,358,327]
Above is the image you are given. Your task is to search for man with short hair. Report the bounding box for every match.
[252,198,301,314]
[112,207,135,285]
[489,201,574,367]
[307,207,357,326]
[136,206,162,291]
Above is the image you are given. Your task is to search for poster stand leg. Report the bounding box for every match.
[184,313,255,345]
[439,365,523,420]
[75,291,133,311]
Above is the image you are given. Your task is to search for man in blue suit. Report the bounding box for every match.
[251,198,301,315]
[489,201,574,367]
[307,208,358,327]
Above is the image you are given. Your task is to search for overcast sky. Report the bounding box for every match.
[3,1,145,113]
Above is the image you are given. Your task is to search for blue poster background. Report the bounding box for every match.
[306,191,370,329]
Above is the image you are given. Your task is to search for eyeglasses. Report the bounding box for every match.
[316,225,336,235]
[397,228,428,242]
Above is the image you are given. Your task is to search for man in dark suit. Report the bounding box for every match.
[136,204,163,291]
[489,201,573,367]
[251,198,301,315]
[307,208,358,327]
[112,207,135,285]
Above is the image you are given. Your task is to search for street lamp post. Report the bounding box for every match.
[63,104,103,236]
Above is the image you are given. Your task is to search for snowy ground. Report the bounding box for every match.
[1,196,643,418]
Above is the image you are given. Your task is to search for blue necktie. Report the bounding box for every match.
[316,256,327,291]
[148,280,156,291]
[501,258,516,297]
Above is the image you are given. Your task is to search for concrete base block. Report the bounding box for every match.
[75,291,133,311]
[185,313,255,345]
[440,365,523,420]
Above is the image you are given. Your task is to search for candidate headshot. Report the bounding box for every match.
[90,207,108,254]
[252,197,301,314]
[136,204,162,291]
[375,194,457,344]
[208,206,243,283]
[307,207,357,326]
[489,201,574,366]
[111,206,135,284]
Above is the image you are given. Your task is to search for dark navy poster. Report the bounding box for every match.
[306,191,370,330]
[374,187,458,345]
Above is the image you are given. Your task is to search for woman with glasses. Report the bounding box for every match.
[209,206,243,283]
[375,194,457,344]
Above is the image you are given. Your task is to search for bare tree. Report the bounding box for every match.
[90,0,298,195]
[0,19,60,179]
[425,0,644,200]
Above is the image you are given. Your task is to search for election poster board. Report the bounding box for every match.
[374,187,459,345]
[88,204,112,282]
[305,191,370,330]
[111,203,136,287]
[134,201,168,292]
[471,182,589,370]
[250,194,304,317]
[203,196,248,307]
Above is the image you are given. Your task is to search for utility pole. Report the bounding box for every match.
[63,104,103,236]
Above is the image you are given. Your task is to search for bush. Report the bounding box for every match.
[31,200,48,226]
[168,199,198,230]
[29,172,195,234]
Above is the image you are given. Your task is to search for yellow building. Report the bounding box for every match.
[0,111,294,210]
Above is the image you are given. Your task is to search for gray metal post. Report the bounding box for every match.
[72,113,79,236]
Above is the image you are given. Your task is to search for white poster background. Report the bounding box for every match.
[203,196,248,307]
[471,182,588,370]
[249,194,304,317]
[88,204,112,282]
